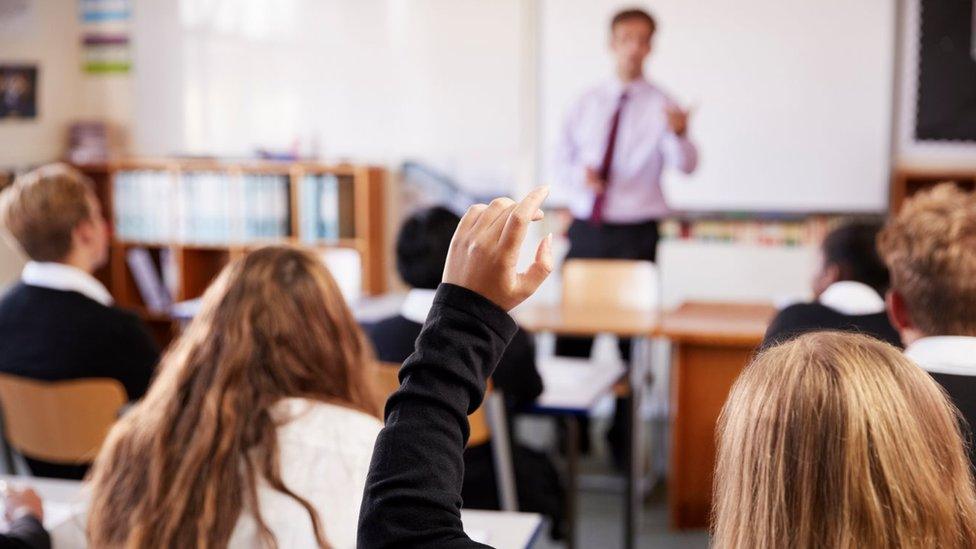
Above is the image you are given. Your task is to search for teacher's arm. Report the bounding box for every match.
[358,189,554,548]
[663,101,699,174]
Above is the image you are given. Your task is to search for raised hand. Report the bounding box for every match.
[443,187,553,311]
[665,103,692,136]
[1,485,43,522]
[584,167,605,193]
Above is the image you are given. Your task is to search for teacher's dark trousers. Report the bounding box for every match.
[555,218,659,461]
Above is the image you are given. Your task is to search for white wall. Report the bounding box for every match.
[0,1,81,167]
[132,0,531,196]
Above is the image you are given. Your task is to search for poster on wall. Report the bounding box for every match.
[914,0,976,141]
[0,64,37,119]
[80,0,132,74]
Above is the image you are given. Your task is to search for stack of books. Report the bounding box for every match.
[299,173,355,242]
[659,216,836,247]
[112,170,291,244]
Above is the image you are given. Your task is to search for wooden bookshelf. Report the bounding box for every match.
[890,166,976,212]
[75,159,387,348]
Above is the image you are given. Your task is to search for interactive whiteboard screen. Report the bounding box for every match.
[540,0,894,213]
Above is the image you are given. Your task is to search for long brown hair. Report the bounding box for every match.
[713,332,976,549]
[87,245,380,548]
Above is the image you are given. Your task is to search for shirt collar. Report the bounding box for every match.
[400,288,436,324]
[605,76,649,97]
[21,261,113,306]
[905,336,976,377]
[817,281,886,316]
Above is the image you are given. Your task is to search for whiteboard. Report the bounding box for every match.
[131,0,528,196]
[539,0,895,213]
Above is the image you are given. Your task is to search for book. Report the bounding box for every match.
[126,247,171,313]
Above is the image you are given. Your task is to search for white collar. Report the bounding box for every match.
[605,76,650,96]
[21,261,113,306]
[817,281,886,316]
[400,288,436,324]
[905,336,976,377]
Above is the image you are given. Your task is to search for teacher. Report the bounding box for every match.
[553,7,698,459]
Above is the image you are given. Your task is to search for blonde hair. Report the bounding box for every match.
[0,163,96,262]
[713,332,976,549]
[878,183,976,335]
[87,246,380,548]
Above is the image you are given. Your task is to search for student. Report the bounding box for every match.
[359,188,554,547]
[367,206,564,537]
[878,184,976,456]
[0,486,49,549]
[87,246,382,548]
[763,221,900,347]
[0,164,158,479]
[713,332,976,547]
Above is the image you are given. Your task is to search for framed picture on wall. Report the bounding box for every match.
[896,0,976,164]
[915,0,976,141]
[0,64,37,119]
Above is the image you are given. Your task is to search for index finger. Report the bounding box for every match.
[501,186,549,249]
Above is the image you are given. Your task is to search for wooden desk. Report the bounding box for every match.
[514,304,658,337]
[661,301,775,530]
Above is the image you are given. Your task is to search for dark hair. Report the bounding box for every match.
[396,206,461,290]
[822,221,889,296]
[611,8,656,35]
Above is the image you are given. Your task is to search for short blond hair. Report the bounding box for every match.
[878,183,976,336]
[714,332,976,548]
[0,163,96,262]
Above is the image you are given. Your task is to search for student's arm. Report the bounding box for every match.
[0,516,50,549]
[359,189,553,548]
[662,98,698,174]
[0,488,50,549]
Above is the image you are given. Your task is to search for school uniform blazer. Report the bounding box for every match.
[359,284,525,548]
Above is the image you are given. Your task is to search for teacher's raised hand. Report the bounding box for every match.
[443,186,554,312]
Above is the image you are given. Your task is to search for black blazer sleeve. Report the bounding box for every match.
[0,516,50,549]
[358,284,517,548]
[102,312,159,400]
[490,328,543,410]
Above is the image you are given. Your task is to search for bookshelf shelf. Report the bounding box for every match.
[891,166,976,212]
[76,159,387,348]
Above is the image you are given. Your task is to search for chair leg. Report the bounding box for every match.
[485,391,519,512]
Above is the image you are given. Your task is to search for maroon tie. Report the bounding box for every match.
[590,91,628,224]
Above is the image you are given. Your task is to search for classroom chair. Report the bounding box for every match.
[0,374,127,472]
[373,362,518,511]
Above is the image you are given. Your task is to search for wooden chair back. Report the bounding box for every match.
[374,362,492,446]
[562,259,659,311]
[0,374,127,464]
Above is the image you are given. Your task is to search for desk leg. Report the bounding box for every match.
[625,336,650,549]
[564,416,579,549]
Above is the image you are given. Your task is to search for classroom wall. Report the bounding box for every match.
[0,1,81,167]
